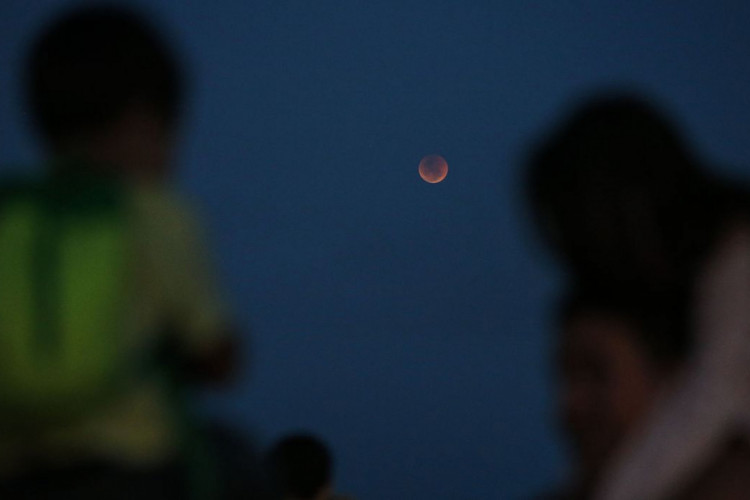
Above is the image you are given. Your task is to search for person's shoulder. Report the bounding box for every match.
[129,183,202,229]
[673,437,750,500]
[129,183,191,212]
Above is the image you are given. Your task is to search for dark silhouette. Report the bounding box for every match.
[0,4,249,499]
[525,92,750,499]
[549,289,688,499]
[543,288,750,500]
[265,433,354,500]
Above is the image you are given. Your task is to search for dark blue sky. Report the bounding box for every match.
[3,2,750,498]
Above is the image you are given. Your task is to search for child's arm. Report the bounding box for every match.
[181,331,240,385]
[595,223,750,500]
[141,187,241,386]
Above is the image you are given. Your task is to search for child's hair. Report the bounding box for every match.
[559,286,692,369]
[266,433,333,499]
[25,4,184,148]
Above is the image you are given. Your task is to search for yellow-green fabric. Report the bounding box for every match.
[0,185,230,475]
[0,179,129,424]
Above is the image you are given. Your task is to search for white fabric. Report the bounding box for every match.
[595,224,750,500]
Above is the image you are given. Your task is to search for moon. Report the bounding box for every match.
[418,154,448,183]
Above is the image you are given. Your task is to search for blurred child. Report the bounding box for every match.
[0,5,238,498]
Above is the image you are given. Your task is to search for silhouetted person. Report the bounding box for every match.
[0,5,242,499]
[525,92,750,500]
[266,434,354,500]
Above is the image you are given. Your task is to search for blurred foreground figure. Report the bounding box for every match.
[549,291,750,499]
[526,93,750,500]
[554,291,686,498]
[266,434,355,500]
[0,5,249,499]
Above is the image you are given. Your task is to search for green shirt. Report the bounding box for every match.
[0,185,230,474]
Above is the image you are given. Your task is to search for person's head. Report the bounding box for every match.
[25,4,184,182]
[266,433,334,500]
[526,91,724,295]
[557,288,690,490]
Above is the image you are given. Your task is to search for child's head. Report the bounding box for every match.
[556,289,689,490]
[25,5,184,181]
[266,433,334,500]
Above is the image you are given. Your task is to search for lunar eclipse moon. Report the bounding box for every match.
[418,154,448,183]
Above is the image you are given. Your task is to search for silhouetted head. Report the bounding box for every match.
[25,4,184,180]
[266,433,334,500]
[526,92,727,296]
[557,287,689,492]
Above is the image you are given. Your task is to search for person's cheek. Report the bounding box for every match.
[591,375,623,459]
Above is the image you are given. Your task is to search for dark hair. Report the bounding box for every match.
[559,285,692,368]
[525,92,737,296]
[266,433,333,499]
[25,5,183,147]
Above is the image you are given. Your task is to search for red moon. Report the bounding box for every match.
[418,154,448,183]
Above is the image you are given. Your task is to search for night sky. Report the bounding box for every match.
[2,2,750,498]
